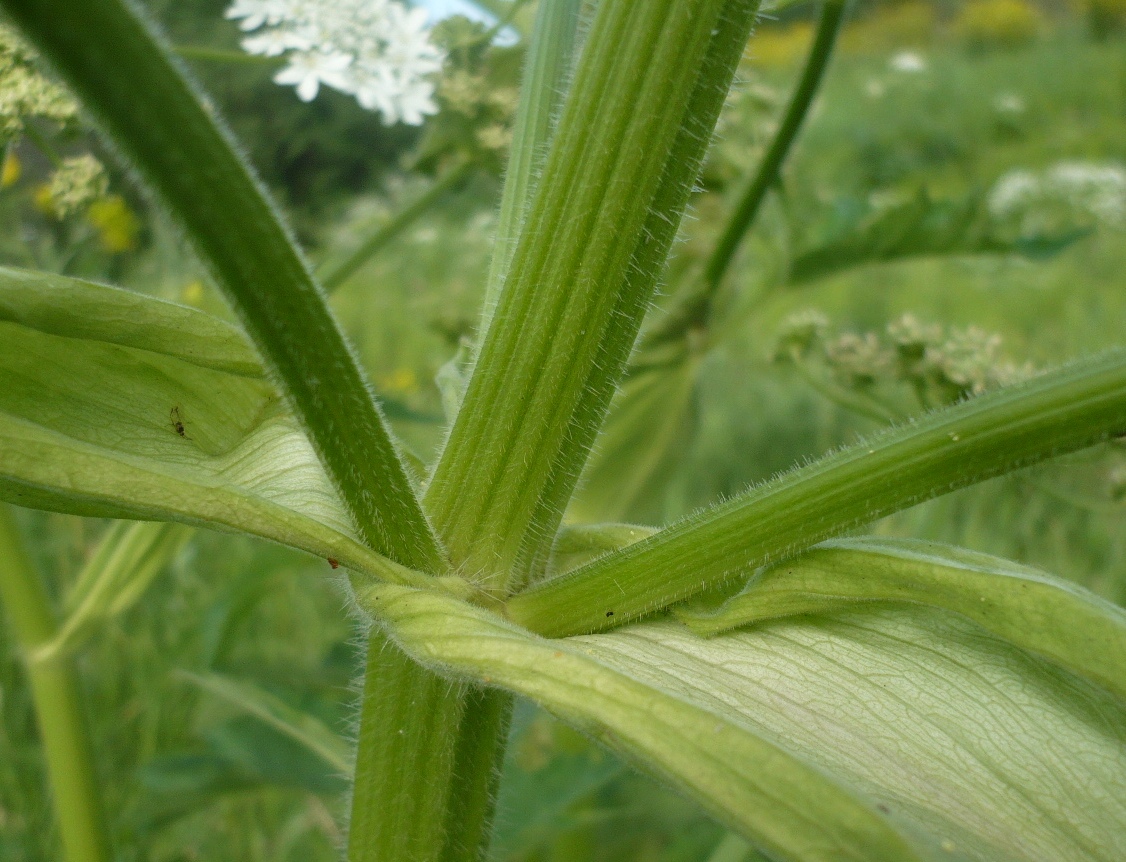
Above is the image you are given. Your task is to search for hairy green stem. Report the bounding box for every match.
[0,0,443,572]
[508,349,1126,636]
[347,633,512,862]
[321,162,476,294]
[349,631,467,861]
[439,689,513,861]
[512,0,764,584]
[0,506,112,862]
[427,0,740,584]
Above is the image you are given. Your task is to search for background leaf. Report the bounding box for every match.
[35,521,193,662]
[788,191,1088,286]
[180,671,350,773]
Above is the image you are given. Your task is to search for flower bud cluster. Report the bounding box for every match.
[437,68,517,155]
[226,0,444,126]
[0,25,77,139]
[774,311,1035,408]
[45,155,108,219]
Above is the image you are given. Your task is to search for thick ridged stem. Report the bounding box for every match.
[474,0,583,339]
[348,631,467,861]
[511,0,764,586]
[426,0,739,585]
[439,688,514,862]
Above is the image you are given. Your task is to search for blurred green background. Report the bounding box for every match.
[1,0,1125,858]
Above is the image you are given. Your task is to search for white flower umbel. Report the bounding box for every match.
[888,51,927,73]
[227,0,444,126]
[989,160,1126,231]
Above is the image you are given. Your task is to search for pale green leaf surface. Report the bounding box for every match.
[357,582,1126,861]
[180,671,350,773]
[0,266,260,376]
[677,537,1126,703]
[0,269,414,582]
[355,585,1126,859]
[575,610,1126,862]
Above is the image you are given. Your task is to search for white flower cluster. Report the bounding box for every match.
[225,0,444,126]
[888,51,927,74]
[989,161,1126,231]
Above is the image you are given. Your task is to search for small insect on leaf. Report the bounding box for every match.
[328,558,340,569]
[169,405,187,438]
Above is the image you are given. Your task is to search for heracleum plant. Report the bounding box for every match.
[0,0,1125,860]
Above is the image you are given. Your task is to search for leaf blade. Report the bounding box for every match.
[678,537,1126,703]
[0,270,423,585]
[359,581,1126,862]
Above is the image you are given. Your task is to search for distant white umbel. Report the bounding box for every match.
[990,161,1126,231]
[888,51,927,73]
[226,0,444,126]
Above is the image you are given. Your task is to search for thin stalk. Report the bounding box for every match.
[0,0,443,572]
[23,123,63,168]
[702,0,846,294]
[0,506,112,862]
[789,358,900,424]
[643,0,846,349]
[475,0,583,340]
[473,0,530,35]
[321,162,476,294]
[426,0,736,584]
[508,349,1126,636]
[476,0,533,47]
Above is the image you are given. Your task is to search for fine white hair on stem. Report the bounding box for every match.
[226,0,444,126]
